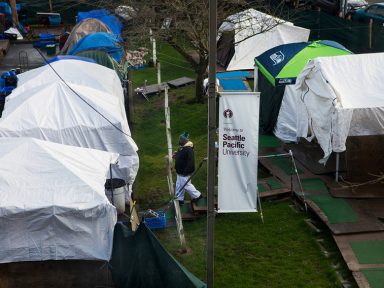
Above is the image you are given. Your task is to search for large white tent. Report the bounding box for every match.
[291,53,384,163]
[0,138,118,263]
[0,59,139,185]
[218,8,310,71]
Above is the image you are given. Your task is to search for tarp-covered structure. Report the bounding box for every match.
[110,223,206,288]
[294,53,384,163]
[68,32,124,63]
[77,9,123,36]
[60,18,112,55]
[0,137,118,263]
[254,40,351,134]
[75,50,124,79]
[0,59,139,185]
[217,8,310,71]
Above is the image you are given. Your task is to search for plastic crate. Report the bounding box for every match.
[144,211,166,230]
[39,33,55,40]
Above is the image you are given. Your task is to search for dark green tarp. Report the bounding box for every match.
[110,223,206,288]
[75,50,124,79]
[258,70,285,134]
[293,9,384,54]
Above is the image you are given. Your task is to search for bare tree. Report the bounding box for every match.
[98,0,287,102]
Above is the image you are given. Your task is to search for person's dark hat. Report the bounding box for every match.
[179,132,190,142]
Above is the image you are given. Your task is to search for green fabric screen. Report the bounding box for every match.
[75,50,124,79]
[110,222,206,288]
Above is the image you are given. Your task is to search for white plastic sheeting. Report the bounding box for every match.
[294,53,384,162]
[0,138,118,263]
[0,59,139,184]
[218,8,310,71]
[274,85,307,143]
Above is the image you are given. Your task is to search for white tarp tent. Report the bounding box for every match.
[0,138,118,263]
[293,53,384,162]
[218,8,310,71]
[0,59,139,185]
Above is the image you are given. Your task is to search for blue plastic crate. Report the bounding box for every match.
[144,211,166,230]
[39,33,55,40]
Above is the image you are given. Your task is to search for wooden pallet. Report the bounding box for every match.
[167,77,195,88]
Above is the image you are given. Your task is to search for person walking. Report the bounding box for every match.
[174,132,202,206]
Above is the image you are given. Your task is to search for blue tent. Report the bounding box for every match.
[0,2,21,22]
[67,32,123,63]
[47,55,97,65]
[77,9,122,36]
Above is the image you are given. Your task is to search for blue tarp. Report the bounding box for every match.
[67,32,123,62]
[77,9,122,36]
[0,2,19,21]
[219,78,248,91]
[217,71,251,79]
[47,55,97,65]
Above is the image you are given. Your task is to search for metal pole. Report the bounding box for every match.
[49,0,53,12]
[157,62,161,94]
[335,152,339,182]
[150,29,157,66]
[127,69,134,128]
[207,0,217,287]
[9,0,19,26]
[253,66,258,92]
[164,86,187,250]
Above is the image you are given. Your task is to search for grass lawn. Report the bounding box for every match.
[129,43,353,287]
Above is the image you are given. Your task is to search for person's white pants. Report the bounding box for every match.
[175,174,201,201]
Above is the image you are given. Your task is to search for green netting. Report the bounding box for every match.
[76,50,124,79]
[301,178,328,194]
[258,183,266,193]
[361,268,384,288]
[277,44,351,80]
[110,223,206,288]
[259,135,280,148]
[272,157,303,175]
[266,178,283,190]
[350,241,384,264]
[307,194,358,224]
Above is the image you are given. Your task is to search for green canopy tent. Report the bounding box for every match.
[253,40,352,134]
[75,50,125,79]
[110,223,206,288]
[254,40,351,86]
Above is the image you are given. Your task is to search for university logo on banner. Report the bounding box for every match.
[218,92,260,213]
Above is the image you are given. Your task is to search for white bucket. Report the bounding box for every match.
[105,178,127,214]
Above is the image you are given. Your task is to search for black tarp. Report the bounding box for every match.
[258,70,285,134]
[217,30,235,68]
[110,223,206,288]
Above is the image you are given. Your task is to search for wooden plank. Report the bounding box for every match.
[259,188,291,198]
[333,232,384,288]
[129,198,140,231]
[142,82,169,95]
[352,271,371,288]
[330,183,384,199]
[167,77,195,88]
[304,199,384,235]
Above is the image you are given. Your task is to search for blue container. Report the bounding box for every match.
[39,33,55,40]
[144,211,166,230]
[49,15,61,25]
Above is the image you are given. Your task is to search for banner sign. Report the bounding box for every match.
[218,92,260,213]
